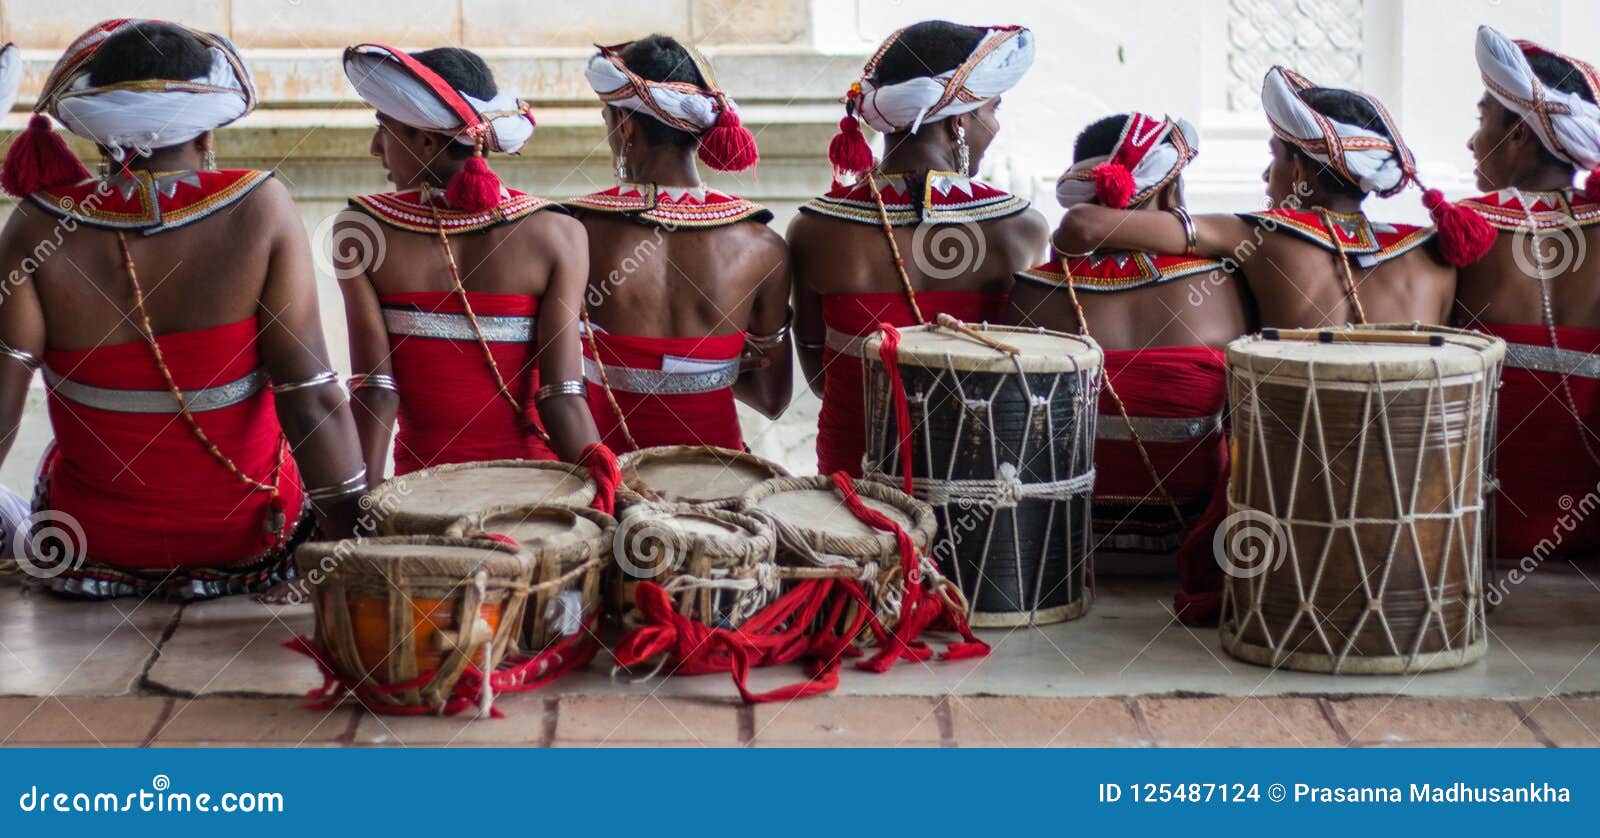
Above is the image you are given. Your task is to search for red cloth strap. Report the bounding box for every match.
[874,322,915,497]
[581,442,621,515]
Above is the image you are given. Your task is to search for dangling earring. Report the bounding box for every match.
[202,147,217,172]
[97,156,111,183]
[614,143,629,183]
[955,124,971,176]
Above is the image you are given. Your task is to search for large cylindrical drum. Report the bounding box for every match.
[862,322,1102,626]
[1218,325,1504,673]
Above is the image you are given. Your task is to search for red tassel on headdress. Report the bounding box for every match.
[698,102,759,173]
[2,114,92,198]
[444,153,503,213]
[1422,187,1496,266]
[1585,167,1600,201]
[1092,162,1137,209]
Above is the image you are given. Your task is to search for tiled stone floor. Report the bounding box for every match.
[1,567,1596,747]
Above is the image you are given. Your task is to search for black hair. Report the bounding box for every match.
[1073,115,1127,162]
[871,20,986,87]
[407,47,497,158]
[86,22,211,87]
[1513,52,1598,168]
[616,35,707,150]
[1294,86,1391,197]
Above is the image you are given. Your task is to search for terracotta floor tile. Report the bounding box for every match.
[1141,697,1340,747]
[145,598,319,697]
[0,696,166,745]
[0,588,179,696]
[1522,698,1600,747]
[556,696,740,745]
[949,697,1141,747]
[751,697,940,746]
[152,698,351,745]
[353,693,548,746]
[1332,698,1541,746]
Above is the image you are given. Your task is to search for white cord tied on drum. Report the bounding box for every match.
[474,569,493,719]
[885,462,1096,509]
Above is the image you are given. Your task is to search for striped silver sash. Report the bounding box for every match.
[1097,412,1223,443]
[824,326,871,358]
[583,357,739,395]
[44,367,268,414]
[1503,341,1600,380]
[383,309,535,343]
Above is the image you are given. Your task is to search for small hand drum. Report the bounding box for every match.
[367,459,597,535]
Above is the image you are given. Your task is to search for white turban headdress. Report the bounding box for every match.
[584,40,758,172]
[1476,25,1600,193]
[1056,113,1198,209]
[0,44,23,120]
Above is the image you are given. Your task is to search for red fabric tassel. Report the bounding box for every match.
[828,116,874,178]
[1092,162,1137,209]
[875,323,914,497]
[580,441,621,515]
[697,104,759,173]
[444,155,502,213]
[1422,188,1496,267]
[1586,167,1600,202]
[2,114,91,198]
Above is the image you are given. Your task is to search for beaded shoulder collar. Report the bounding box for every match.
[1457,189,1600,232]
[565,183,771,228]
[350,187,559,235]
[1016,251,1226,294]
[800,170,1030,227]
[1238,207,1435,267]
[30,169,273,235]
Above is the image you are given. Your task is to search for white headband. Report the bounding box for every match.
[344,46,534,154]
[1261,66,1412,197]
[0,45,21,119]
[1476,26,1600,171]
[585,48,729,134]
[1057,114,1198,208]
[854,26,1034,134]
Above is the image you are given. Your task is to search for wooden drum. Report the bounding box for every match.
[294,536,530,712]
[1218,326,1504,673]
[616,445,790,509]
[610,502,778,630]
[368,459,596,534]
[862,321,1102,626]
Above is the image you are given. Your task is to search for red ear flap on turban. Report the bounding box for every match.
[698,97,759,172]
[1,114,91,197]
[1091,162,1137,209]
[1421,187,1496,267]
[828,86,874,179]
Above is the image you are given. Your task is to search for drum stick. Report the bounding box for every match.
[933,313,1022,354]
[1260,327,1445,347]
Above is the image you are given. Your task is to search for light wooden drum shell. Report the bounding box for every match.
[861,323,1102,627]
[609,502,778,630]
[1219,325,1504,673]
[445,505,613,653]
[294,536,531,712]
[740,475,936,632]
[367,459,597,535]
[616,445,791,509]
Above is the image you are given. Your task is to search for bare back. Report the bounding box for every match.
[790,210,1045,300]
[359,210,574,299]
[1009,263,1253,351]
[1240,229,1456,328]
[1455,227,1600,329]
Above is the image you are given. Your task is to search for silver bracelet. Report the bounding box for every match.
[270,370,339,395]
[1169,206,1198,257]
[346,373,399,393]
[535,379,588,402]
[744,315,792,353]
[306,469,368,504]
[0,340,40,371]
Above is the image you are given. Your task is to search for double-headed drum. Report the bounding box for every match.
[294,536,530,712]
[616,446,790,509]
[610,503,778,630]
[368,459,597,534]
[446,505,612,653]
[741,475,937,633]
[1218,326,1504,673]
[862,323,1102,626]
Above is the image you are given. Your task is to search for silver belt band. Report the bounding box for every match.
[1503,341,1600,380]
[1097,411,1223,442]
[583,357,739,395]
[44,367,268,414]
[383,309,535,343]
[824,326,871,358]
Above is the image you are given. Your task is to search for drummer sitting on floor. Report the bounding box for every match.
[0,20,364,599]
[1053,67,1484,623]
[1008,113,1248,614]
[1457,27,1600,561]
[789,20,1049,476]
[567,35,792,454]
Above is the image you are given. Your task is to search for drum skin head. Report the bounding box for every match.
[754,488,914,539]
[863,323,1102,373]
[625,447,786,505]
[374,461,597,532]
[475,506,604,549]
[1228,327,1505,383]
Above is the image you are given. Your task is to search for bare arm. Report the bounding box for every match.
[255,182,366,538]
[733,230,793,420]
[1054,205,1255,262]
[534,215,601,461]
[333,215,396,484]
[785,214,827,399]
[0,209,46,472]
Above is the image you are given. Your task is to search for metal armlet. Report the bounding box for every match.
[306,469,368,504]
[744,313,793,353]
[535,379,587,403]
[0,340,41,371]
[1169,206,1198,257]
[269,370,340,395]
[346,373,399,393]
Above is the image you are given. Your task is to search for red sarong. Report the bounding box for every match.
[382,291,554,474]
[816,291,1006,476]
[1094,347,1228,581]
[584,330,746,453]
[1479,322,1600,561]
[41,319,304,569]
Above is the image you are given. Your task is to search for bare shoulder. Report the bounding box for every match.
[739,220,789,267]
[510,207,588,249]
[785,210,831,248]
